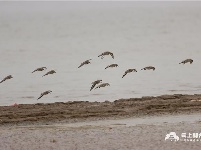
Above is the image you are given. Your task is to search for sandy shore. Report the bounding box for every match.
[1,94,201,150]
[1,94,201,126]
[1,113,201,150]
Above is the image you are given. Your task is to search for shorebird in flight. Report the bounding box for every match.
[78,59,92,68]
[105,64,118,69]
[42,70,56,77]
[32,67,47,73]
[95,83,110,89]
[37,90,52,100]
[90,79,102,91]
[122,69,137,78]
[179,59,193,64]
[141,66,155,71]
[0,75,13,84]
[98,51,114,59]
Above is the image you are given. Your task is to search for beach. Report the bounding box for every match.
[1,2,201,149]
[1,94,201,150]
[1,94,201,125]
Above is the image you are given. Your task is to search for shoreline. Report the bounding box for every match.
[1,94,201,126]
[1,94,201,150]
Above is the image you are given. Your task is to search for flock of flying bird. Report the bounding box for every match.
[0,51,193,100]
[78,51,193,91]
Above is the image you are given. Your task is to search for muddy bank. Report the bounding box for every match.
[1,94,201,125]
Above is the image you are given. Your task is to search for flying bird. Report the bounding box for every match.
[0,75,13,84]
[32,67,47,73]
[78,59,92,68]
[98,51,114,59]
[90,79,102,91]
[105,64,118,69]
[37,90,52,100]
[179,59,193,64]
[141,66,155,71]
[95,83,110,89]
[122,69,137,78]
[42,70,56,77]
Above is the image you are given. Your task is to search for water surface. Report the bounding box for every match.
[0,2,201,105]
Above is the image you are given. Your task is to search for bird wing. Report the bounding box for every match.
[98,54,102,57]
[90,83,96,91]
[0,79,5,83]
[37,94,44,100]
[78,61,87,68]
[122,72,127,78]
[105,65,109,69]
[32,69,38,73]
[42,72,48,77]
[179,61,184,64]
[0,77,7,83]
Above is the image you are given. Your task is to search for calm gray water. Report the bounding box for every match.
[0,2,201,106]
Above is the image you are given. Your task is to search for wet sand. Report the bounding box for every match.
[1,94,201,126]
[1,94,201,150]
[1,114,201,150]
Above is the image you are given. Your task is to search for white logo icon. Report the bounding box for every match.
[165,132,179,141]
